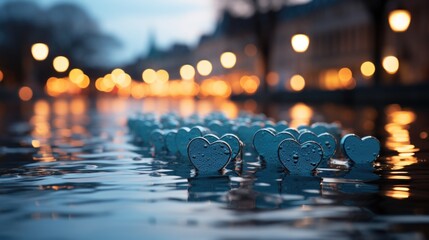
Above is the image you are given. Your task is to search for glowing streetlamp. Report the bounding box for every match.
[291,34,310,53]
[388,9,411,32]
[220,52,236,69]
[31,43,49,61]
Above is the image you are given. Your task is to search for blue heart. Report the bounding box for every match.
[150,129,166,154]
[187,137,232,174]
[236,123,262,146]
[204,134,242,160]
[278,139,323,174]
[283,128,299,140]
[273,121,289,132]
[298,131,337,161]
[253,128,294,165]
[176,126,206,157]
[165,130,178,155]
[341,134,380,164]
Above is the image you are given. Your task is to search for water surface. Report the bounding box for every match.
[0,97,428,240]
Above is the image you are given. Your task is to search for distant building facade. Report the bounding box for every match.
[133,0,429,94]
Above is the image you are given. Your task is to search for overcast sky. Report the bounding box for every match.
[27,0,218,65]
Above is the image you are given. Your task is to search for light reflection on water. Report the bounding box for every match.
[0,97,428,239]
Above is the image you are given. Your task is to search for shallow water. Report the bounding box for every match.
[0,97,428,240]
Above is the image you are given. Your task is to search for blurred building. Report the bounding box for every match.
[134,0,429,94]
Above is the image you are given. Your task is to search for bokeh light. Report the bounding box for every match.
[31,43,49,61]
[53,56,69,73]
[383,56,400,74]
[0,70,3,82]
[240,75,260,94]
[156,69,169,83]
[180,64,195,80]
[388,9,411,32]
[289,74,305,91]
[361,61,375,77]
[142,69,157,84]
[220,52,237,69]
[291,34,310,53]
[18,86,33,101]
[197,60,212,76]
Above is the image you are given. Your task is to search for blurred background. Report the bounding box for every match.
[1,0,428,104]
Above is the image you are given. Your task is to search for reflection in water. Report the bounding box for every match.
[289,103,313,128]
[0,98,429,239]
[382,105,421,200]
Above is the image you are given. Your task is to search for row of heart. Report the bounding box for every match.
[188,130,380,174]
[147,126,380,175]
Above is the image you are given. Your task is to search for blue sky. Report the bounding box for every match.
[30,0,218,65]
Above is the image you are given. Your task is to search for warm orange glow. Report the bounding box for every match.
[52,56,69,72]
[112,68,125,78]
[420,131,428,139]
[77,75,90,88]
[389,9,411,32]
[112,69,131,88]
[385,190,410,199]
[382,56,399,74]
[220,101,239,119]
[220,52,237,69]
[180,64,195,80]
[156,69,169,83]
[267,72,279,86]
[19,86,33,101]
[131,82,146,99]
[385,105,419,170]
[291,34,310,53]
[69,68,84,84]
[338,67,352,82]
[338,67,355,88]
[31,139,41,148]
[289,74,305,91]
[46,77,76,96]
[213,80,231,98]
[0,70,3,82]
[31,43,49,61]
[142,69,157,84]
[200,79,231,98]
[239,75,260,94]
[289,103,313,127]
[70,98,86,115]
[197,60,212,76]
[361,61,375,78]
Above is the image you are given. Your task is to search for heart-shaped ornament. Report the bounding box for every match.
[176,126,206,157]
[165,130,178,155]
[253,128,294,165]
[341,134,380,164]
[203,134,242,160]
[187,137,232,174]
[150,129,166,154]
[298,131,337,161]
[283,128,299,140]
[236,123,262,146]
[278,139,323,174]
